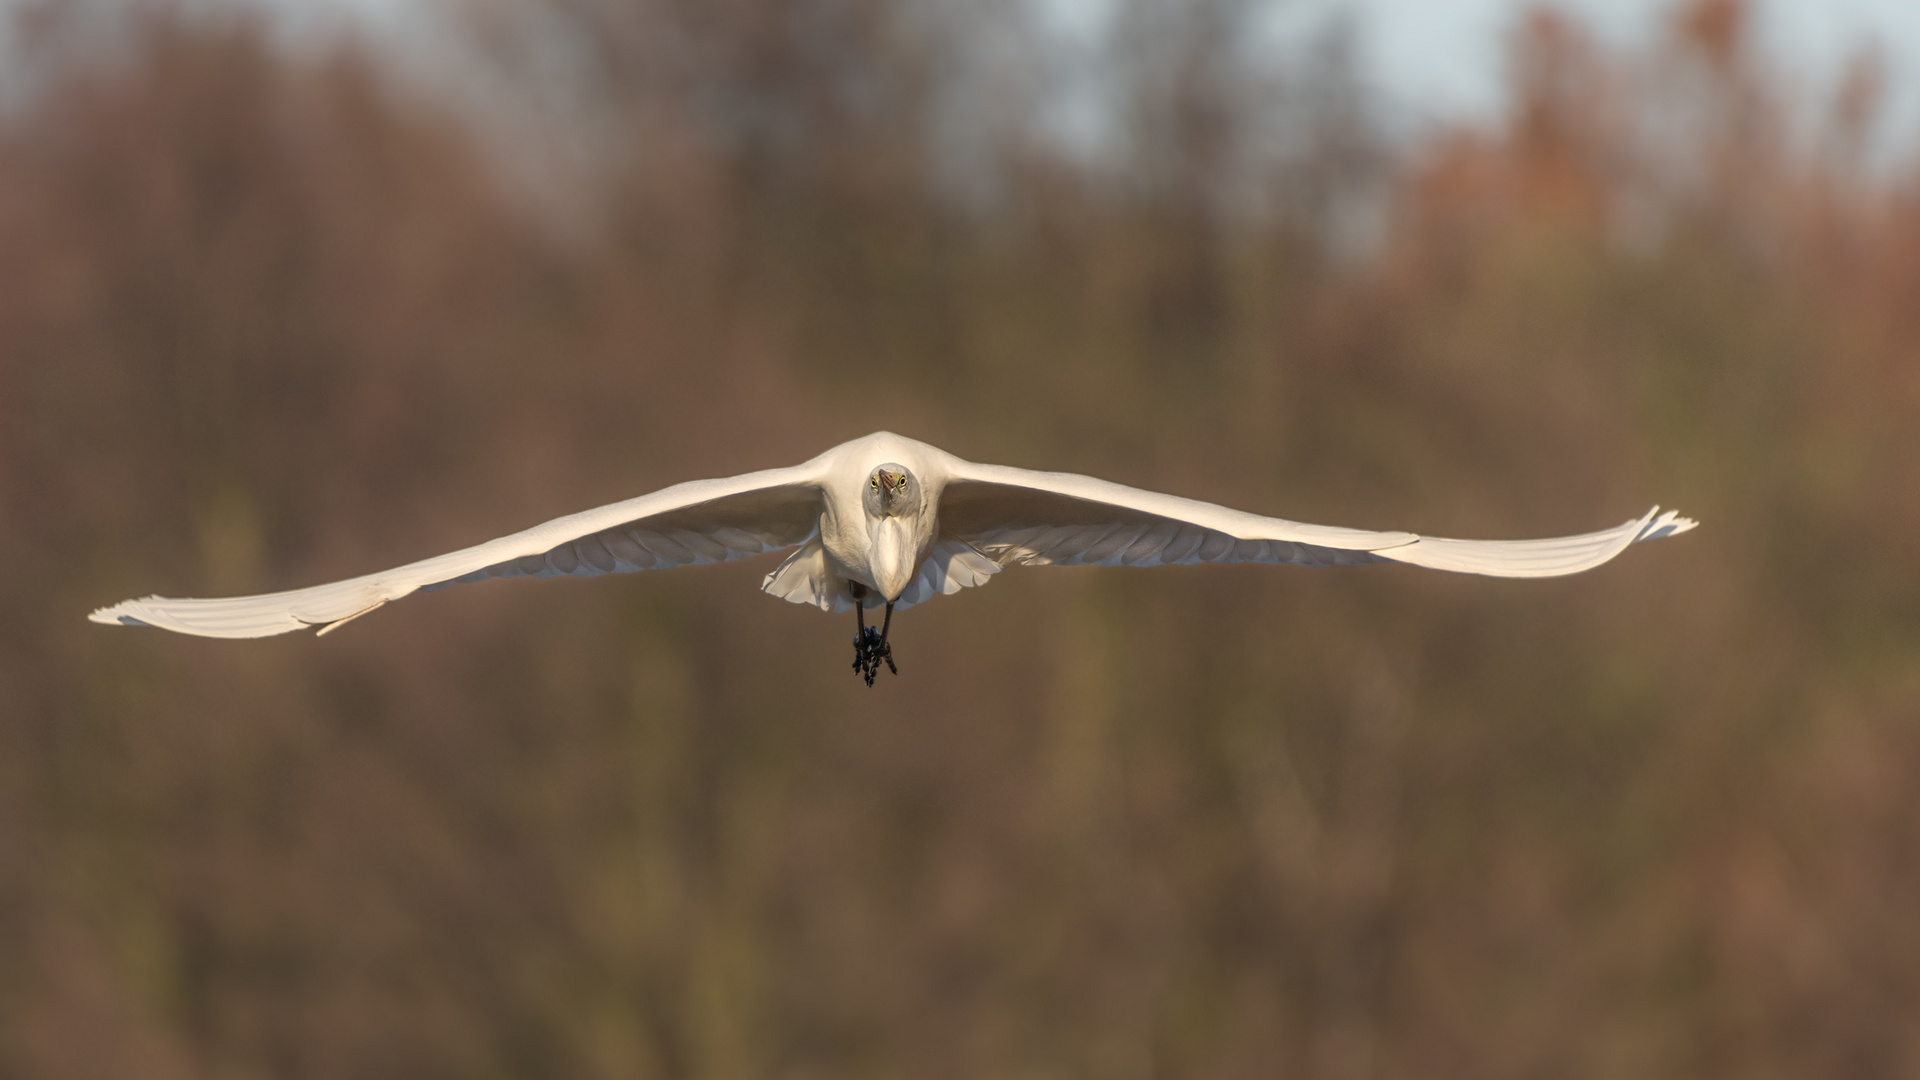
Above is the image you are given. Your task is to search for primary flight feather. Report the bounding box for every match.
[89,432,1697,683]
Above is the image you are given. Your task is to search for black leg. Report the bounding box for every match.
[852,599,869,675]
[850,581,873,680]
[852,580,887,680]
[846,582,896,686]
[875,602,897,675]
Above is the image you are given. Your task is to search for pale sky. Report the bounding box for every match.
[1292,0,1920,128]
[267,0,1920,135]
[96,0,1920,154]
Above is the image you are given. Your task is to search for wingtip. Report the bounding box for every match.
[88,600,145,627]
[1635,507,1698,542]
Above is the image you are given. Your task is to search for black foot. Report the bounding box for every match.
[852,625,892,686]
[850,598,899,687]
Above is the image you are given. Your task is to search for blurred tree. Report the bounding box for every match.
[2,0,1917,1077]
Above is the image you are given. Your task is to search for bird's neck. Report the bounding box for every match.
[867,516,919,600]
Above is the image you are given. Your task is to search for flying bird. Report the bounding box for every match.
[90,432,1696,684]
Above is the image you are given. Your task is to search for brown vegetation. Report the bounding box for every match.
[2,1,1916,1076]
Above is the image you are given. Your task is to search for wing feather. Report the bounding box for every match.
[937,458,1695,579]
[891,539,1001,612]
[1374,507,1695,577]
[89,462,827,638]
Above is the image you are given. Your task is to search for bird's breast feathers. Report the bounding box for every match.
[867,517,922,600]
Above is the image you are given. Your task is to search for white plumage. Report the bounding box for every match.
[89,431,1696,640]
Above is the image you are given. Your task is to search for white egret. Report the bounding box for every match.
[90,431,1696,684]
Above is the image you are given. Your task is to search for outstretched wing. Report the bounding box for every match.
[938,460,1695,577]
[89,464,827,639]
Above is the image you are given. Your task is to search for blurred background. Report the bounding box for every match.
[4,0,1918,1075]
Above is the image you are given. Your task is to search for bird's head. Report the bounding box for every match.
[864,463,919,518]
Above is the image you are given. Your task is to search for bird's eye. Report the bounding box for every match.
[870,477,879,490]
[896,476,908,489]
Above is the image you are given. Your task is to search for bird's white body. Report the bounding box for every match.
[89,431,1697,640]
[812,433,945,600]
